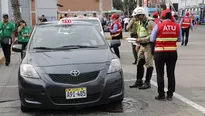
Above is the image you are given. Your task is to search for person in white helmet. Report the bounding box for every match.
[126,11,140,65]
[129,7,156,89]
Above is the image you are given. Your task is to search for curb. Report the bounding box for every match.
[106,37,128,40]
[0,49,4,65]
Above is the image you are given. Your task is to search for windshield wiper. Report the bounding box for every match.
[56,45,98,49]
[33,47,55,50]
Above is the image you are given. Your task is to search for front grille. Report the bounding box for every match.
[49,71,100,84]
[50,93,100,104]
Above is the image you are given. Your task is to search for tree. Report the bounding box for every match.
[10,0,22,23]
[113,0,123,11]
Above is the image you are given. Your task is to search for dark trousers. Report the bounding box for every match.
[182,28,190,46]
[1,43,11,63]
[112,37,120,58]
[154,52,177,97]
[125,23,128,32]
[130,34,138,61]
[18,41,28,59]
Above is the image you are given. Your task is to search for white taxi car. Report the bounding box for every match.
[63,16,104,36]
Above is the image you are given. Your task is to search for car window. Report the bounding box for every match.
[30,25,106,50]
[75,20,102,32]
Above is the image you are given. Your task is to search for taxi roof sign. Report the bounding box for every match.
[59,18,73,24]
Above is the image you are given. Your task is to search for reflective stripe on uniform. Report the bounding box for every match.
[156,38,178,41]
[182,23,190,25]
[155,47,177,51]
[111,33,120,37]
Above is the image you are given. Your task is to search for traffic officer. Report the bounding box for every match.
[126,12,140,64]
[152,12,161,24]
[0,14,15,66]
[17,20,31,59]
[150,9,182,101]
[180,12,193,46]
[129,7,156,89]
[110,13,122,58]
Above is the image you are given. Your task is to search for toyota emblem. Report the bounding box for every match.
[70,70,80,77]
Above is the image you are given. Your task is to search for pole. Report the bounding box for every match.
[137,0,139,7]
[99,0,103,14]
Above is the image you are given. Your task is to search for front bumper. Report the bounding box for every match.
[19,70,124,109]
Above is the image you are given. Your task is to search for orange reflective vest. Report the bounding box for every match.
[155,20,180,52]
[110,19,122,38]
[181,17,191,28]
[154,18,162,24]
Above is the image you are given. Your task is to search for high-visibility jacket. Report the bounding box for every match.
[137,19,149,38]
[155,20,180,52]
[154,18,161,24]
[181,17,191,29]
[171,16,175,22]
[110,19,122,38]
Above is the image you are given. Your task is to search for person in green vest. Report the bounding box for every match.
[0,13,15,66]
[129,7,156,89]
[17,20,31,59]
[126,15,140,65]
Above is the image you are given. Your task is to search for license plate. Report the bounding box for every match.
[65,87,87,99]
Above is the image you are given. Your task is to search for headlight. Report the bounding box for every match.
[20,64,40,79]
[107,59,122,73]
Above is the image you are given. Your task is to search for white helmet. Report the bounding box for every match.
[132,7,146,16]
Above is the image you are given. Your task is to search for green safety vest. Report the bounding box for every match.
[137,20,149,38]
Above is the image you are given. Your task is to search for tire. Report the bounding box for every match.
[21,104,31,112]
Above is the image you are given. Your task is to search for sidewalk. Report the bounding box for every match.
[0,48,4,65]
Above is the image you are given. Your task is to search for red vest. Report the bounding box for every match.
[155,21,180,52]
[181,17,191,28]
[171,16,175,22]
[110,19,122,37]
[154,18,161,24]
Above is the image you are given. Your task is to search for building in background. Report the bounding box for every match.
[171,0,204,10]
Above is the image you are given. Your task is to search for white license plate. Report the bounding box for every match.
[65,87,87,99]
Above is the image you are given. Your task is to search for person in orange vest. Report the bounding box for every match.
[165,9,176,23]
[179,12,194,46]
[152,12,161,24]
[110,14,122,58]
[150,9,182,101]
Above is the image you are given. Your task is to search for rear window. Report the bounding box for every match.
[75,20,102,32]
[30,24,106,49]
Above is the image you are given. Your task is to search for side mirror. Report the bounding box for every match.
[109,40,121,48]
[12,44,22,52]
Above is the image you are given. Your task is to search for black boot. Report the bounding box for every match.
[139,67,153,89]
[129,80,143,88]
[130,60,145,88]
[132,60,137,65]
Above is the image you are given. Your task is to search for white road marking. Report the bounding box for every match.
[124,79,205,114]
[3,79,205,114]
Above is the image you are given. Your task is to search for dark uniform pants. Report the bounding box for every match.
[182,28,190,46]
[1,43,11,63]
[130,34,138,61]
[112,37,121,58]
[18,41,28,59]
[154,52,177,97]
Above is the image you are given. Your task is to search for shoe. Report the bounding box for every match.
[167,96,173,101]
[139,83,151,89]
[155,95,166,101]
[132,62,137,65]
[5,62,10,66]
[181,42,184,46]
[129,80,143,88]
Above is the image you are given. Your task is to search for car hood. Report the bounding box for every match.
[27,49,113,67]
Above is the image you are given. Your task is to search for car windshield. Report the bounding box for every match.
[75,20,102,32]
[29,24,106,50]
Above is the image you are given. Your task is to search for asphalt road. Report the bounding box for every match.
[0,26,205,116]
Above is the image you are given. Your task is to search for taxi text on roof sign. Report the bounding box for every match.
[59,18,72,24]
